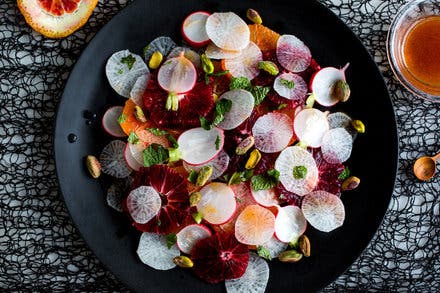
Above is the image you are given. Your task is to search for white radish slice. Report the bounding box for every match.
[143,36,177,63]
[311,64,349,107]
[293,108,329,148]
[327,112,357,138]
[106,183,124,212]
[183,150,230,179]
[158,53,197,94]
[205,43,241,60]
[176,224,212,254]
[274,205,307,243]
[205,12,250,51]
[252,112,293,153]
[124,142,143,171]
[102,106,126,138]
[126,186,162,224]
[182,11,211,47]
[225,253,269,293]
[167,46,201,68]
[275,146,318,196]
[128,141,146,166]
[217,89,255,130]
[261,236,288,259]
[100,140,132,178]
[235,205,275,246]
[273,72,308,100]
[130,75,149,105]
[321,128,353,164]
[224,42,262,79]
[301,191,345,232]
[106,50,149,98]
[137,232,180,270]
[197,182,237,225]
[251,188,279,207]
[276,34,311,73]
[178,127,224,165]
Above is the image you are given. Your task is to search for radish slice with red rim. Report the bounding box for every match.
[205,12,250,51]
[217,89,255,130]
[124,142,143,171]
[137,232,180,270]
[225,253,269,293]
[183,150,230,180]
[143,36,177,63]
[252,112,293,153]
[276,34,311,73]
[167,46,201,68]
[100,140,132,178]
[205,43,241,60]
[293,108,329,148]
[102,106,126,138]
[127,185,162,224]
[321,128,353,164]
[197,182,237,225]
[224,42,263,79]
[251,188,279,207]
[273,72,308,100]
[274,205,307,243]
[182,11,211,47]
[235,205,275,245]
[128,141,146,166]
[178,127,224,165]
[311,64,350,107]
[176,224,212,254]
[157,53,197,94]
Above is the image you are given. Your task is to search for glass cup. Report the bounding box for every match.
[387,0,440,102]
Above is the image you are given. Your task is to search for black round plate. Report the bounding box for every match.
[54,0,398,292]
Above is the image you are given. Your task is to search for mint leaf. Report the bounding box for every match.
[338,166,350,180]
[293,165,307,179]
[251,169,280,191]
[192,211,202,224]
[147,128,169,136]
[188,170,198,184]
[117,69,123,74]
[278,103,287,110]
[143,143,169,167]
[228,169,254,185]
[117,114,127,124]
[257,246,272,260]
[121,54,136,70]
[142,45,151,59]
[128,131,140,144]
[250,86,270,105]
[267,169,280,180]
[166,134,178,148]
[199,116,212,130]
[230,77,251,90]
[166,233,177,249]
[215,135,221,150]
[213,99,232,126]
[211,70,229,77]
[280,78,295,89]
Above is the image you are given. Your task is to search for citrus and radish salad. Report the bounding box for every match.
[87,8,365,291]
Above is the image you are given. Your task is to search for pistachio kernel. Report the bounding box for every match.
[149,51,163,69]
[134,105,147,123]
[201,54,214,74]
[196,166,213,186]
[245,149,262,170]
[331,80,351,102]
[298,235,311,257]
[86,155,101,179]
[192,211,203,224]
[173,256,194,268]
[342,176,360,191]
[278,250,303,263]
[189,192,202,207]
[246,8,262,24]
[258,61,279,76]
[236,136,255,155]
[351,119,365,133]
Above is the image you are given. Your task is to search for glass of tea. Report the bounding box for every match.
[387,0,440,102]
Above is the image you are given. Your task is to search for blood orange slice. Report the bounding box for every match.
[248,24,280,51]
[235,205,275,245]
[205,12,250,51]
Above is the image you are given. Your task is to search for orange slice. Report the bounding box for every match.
[248,24,280,51]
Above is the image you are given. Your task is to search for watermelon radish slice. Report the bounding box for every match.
[183,150,230,180]
[124,143,143,171]
[205,12,250,51]
[102,106,126,138]
[178,127,224,165]
[197,182,237,225]
[262,236,288,259]
[235,205,275,245]
[182,11,211,47]
[273,72,308,100]
[293,108,329,148]
[137,232,180,270]
[252,112,293,153]
[130,75,149,105]
[143,36,177,63]
[205,43,241,60]
[274,205,307,243]
[225,253,269,293]
[158,52,197,95]
[106,50,149,98]
[176,224,212,254]
[127,185,162,224]
[224,42,263,79]
[275,146,318,196]
[301,190,345,232]
[321,128,353,164]
[276,34,311,73]
[217,89,255,130]
[311,64,350,107]
[251,188,279,207]
[167,46,201,68]
[100,140,132,178]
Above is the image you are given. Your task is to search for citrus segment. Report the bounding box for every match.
[137,232,180,270]
[119,99,150,136]
[235,205,275,245]
[224,42,263,79]
[248,24,280,51]
[206,12,250,51]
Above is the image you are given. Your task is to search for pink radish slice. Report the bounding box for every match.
[128,141,146,166]
[251,188,279,207]
[252,112,293,153]
[274,205,307,243]
[224,42,263,79]
[311,64,349,107]
[178,127,224,165]
[183,150,230,180]
[143,36,177,63]
[205,43,241,60]
[217,89,255,130]
[167,47,201,68]
[100,140,132,178]
[301,190,345,232]
[124,143,143,171]
[127,186,162,224]
[273,72,308,100]
[137,232,180,270]
[205,12,250,51]
[196,182,237,225]
[157,53,197,94]
[225,253,269,293]
[275,146,318,196]
[293,108,329,148]
[182,11,211,47]
[235,205,275,245]
[261,236,288,259]
[321,128,353,164]
[102,106,126,138]
[176,224,212,254]
[276,34,311,73]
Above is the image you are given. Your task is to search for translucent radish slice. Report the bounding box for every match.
[137,232,180,270]
[293,108,329,148]
[327,112,357,138]
[128,141,146,166]
[235,205,275,245]
[252,112,293,153]
[206,12,250,51]
[167,46,201,68]
[106,50,149,97]
[130,75,149,105]
[274,205,307,243]
[261,236,288,259]
[217,89,254,130]
[224,42,262,79]
[275,146,318,196]
[251,188,279,207]
[176,224,212,254]
[311,64,349,107]
[321,128,353,164]
[107,182,126,212]
[182,11,211,47]
[100,140,132,178]
[183,150,230,180]
[276,34,311,73]
[127,186,162,224]
[158,53,197,94]
[124,142,143,171]
[143,36,177,63]
[225,253,269,293]
[197,182,237,225]
[178,127,224,165]
[102,106,126,138]
[301,190,345,232]
[205,43,241,59]
[273,72,308,100]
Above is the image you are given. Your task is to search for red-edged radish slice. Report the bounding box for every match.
[183,150,230,179]
[274,205,307,243]
[293,108,329,148]
[251,188,279,207]
[311,64,350,107]
[100,140,132,178]
[130,75,149,105]
[275,146,318,196]
[217,89,254,130]
[102,106,126,138]
[276,34,311,73]
[321,128,353,164]
[124,143,143,171]
[128,141,146,166]
[273,72,308,100]
[143,36,177,63]
[235,205,275,245]
[205,43,241,60]
[205,12,250,51]
[158,53,197,94]
[137,232,180,270]
[252,112,293,153]
[225,253,269,293]
[106,50,149,97]
[261,236,288,259]
[301,190,345,232]
[176,224,212,254]
[197,182,237,225]
[224,42,262,79]
[182,11,211,47]
[178,127,224,165]
[167,46,201,68]
[127,186,162,224]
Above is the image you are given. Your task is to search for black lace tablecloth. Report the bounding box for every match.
[1,0,439,291]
